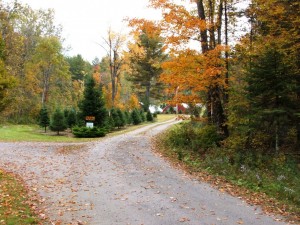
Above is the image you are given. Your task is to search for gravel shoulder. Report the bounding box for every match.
[0,120,287,225]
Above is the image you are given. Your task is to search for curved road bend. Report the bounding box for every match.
[0,120,287,225]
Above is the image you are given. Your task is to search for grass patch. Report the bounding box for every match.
[154,121,300,223]
[0,114,176,143]
[0,169,41,225]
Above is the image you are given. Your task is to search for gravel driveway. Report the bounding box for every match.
[0,120,287,225]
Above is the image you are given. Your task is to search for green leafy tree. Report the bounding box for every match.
[66,54,91,81]
[79,76,108,127]
[50,108,67,135]
[38,107,50,132]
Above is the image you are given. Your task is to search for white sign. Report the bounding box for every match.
[86,122,94,128]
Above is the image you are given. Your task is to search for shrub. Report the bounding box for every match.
[146,110,153,122]
[72,126,106,138]
[166,122,221,152]
[140,110,146,122]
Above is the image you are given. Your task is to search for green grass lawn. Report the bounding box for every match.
[0,114,176,142]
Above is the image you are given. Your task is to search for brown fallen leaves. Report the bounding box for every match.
[55,144,88,155]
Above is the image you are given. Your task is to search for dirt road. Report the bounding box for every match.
[0,120,287,224]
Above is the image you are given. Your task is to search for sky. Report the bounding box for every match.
[5,0,161,62]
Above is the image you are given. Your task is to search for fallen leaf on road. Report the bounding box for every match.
[179,217,190,222]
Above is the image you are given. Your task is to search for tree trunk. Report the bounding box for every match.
[208,0,216,49]
[217,0,223,45]
[196,0,209,53]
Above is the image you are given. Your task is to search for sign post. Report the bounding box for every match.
[85,116,95,128]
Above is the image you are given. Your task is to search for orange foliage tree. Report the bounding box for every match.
[147,0,233,135]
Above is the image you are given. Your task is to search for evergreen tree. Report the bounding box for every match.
[38,107,50,132]
[140,109,146,122]
[127,22,167,110]
[131,109,142,125]
[79,76,108,127]
[146,110,153,122]
[246,44,296,152]
[116,109,126,127]
[67,109,77,130]
[110,108,120,129]
[124,111,132,125]
[50,108,67,135]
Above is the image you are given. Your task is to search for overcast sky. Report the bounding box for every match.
[6,0,160,62]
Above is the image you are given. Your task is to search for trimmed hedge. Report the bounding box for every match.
[72,126,106,138]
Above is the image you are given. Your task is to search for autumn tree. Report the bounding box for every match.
[99,29,125,107]
[127,20,167,110]
[0,1,74,122]
[147,0,237,135]
[29,36,71,106]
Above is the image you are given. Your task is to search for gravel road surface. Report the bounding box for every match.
[0,120,287,225]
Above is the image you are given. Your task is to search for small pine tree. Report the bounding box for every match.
[67,109,77,130]
[146,110,153,122]
[50,108,67,135]
[124,111,132,125]
[131,109,142,125]
[140,110,146,122]
[110,108,120,129]
[117,109,126,127]
[39,107,50,132]
[106,116,115,131]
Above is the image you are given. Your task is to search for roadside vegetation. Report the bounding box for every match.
[155,121,300,223]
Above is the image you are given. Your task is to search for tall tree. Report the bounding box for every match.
[148,0,236,135]
[127,20,167,110]
[66,54,90,81]
[247,43,296,152]
[99,29,125,107]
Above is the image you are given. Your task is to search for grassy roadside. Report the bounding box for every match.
[0,114,176,142]
[153,122,300,224]
[0,169,43,225]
